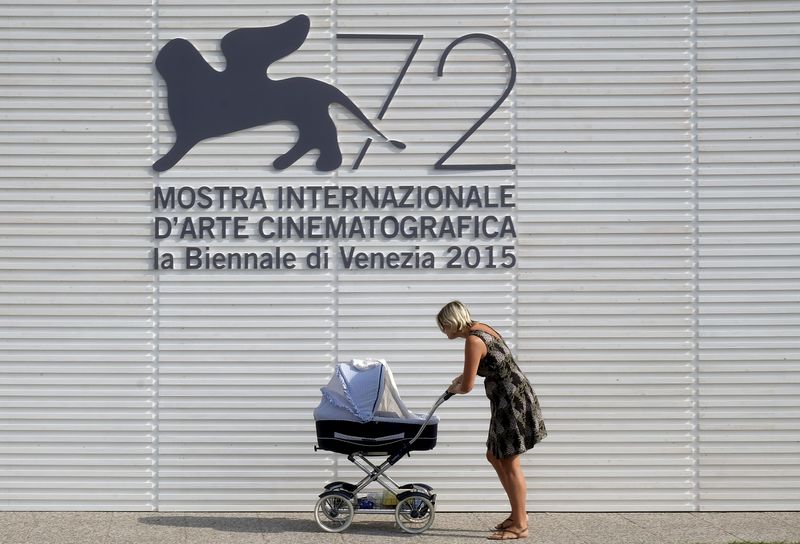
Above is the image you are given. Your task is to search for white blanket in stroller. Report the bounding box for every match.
[314,359,438,425]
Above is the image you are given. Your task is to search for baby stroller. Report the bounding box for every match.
[313,359,451,533]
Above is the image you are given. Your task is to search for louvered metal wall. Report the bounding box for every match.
[0,0,797,512]
[0,1,156,510]
[696,0,800,510]
[518,0,699,512]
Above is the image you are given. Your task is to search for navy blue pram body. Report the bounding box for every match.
[313,360,439,456]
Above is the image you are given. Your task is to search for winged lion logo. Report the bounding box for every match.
[152,14,405,172]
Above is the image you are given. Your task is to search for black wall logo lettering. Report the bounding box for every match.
[152,14,405,172]
[153,14,517,172]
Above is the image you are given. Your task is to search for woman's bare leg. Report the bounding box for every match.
[487,450,513,527]
[497,453,527,529]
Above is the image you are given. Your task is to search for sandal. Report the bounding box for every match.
[487,526,529,540]
[492,514,528,531]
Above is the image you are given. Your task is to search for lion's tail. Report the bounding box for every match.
[331,88,406,150]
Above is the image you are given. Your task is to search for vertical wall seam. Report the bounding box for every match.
[510,0,518,359]
[330,0,339,484]
[688,0,701,512]
[150,0,161,512]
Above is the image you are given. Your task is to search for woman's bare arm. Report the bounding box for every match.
[448,335,484,394]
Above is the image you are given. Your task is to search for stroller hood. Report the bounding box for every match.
[314,359,438,425]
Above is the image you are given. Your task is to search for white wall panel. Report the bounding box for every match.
[0,1,156,510]
[517,0,697,511]
[695,0,800,511]
[154,1,335,511]
[333,0,518,512]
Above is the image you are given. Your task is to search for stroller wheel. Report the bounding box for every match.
[395,492,435,533]
[315,491,355,533]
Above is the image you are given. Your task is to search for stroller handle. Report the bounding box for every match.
[408,389,453,446]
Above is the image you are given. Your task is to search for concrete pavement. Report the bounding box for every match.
[2,511,800,544]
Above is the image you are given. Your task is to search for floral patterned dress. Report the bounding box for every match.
[470,327,548,458]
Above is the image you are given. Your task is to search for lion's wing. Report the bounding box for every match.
[220,15,310,74]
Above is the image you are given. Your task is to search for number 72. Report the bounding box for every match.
[336,33,517,171]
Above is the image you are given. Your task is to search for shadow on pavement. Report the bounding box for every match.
[137,514,488,538]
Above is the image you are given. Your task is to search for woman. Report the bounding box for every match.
[438,300,547,541]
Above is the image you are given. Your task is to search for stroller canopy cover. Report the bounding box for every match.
[314,359,438,425]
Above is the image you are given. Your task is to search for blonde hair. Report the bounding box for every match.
[437,300,475,333]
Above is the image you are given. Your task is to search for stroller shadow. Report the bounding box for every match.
[138,515,266,533]
[137,514,488,538]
